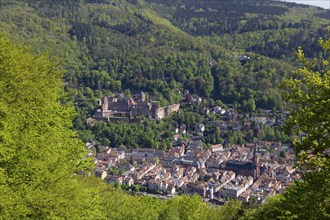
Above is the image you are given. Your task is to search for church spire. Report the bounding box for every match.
[252,145,260,179]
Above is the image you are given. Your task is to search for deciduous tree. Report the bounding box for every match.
[0,34,92,219]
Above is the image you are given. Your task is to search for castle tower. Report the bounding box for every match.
[101,95,111,118]
[101,95,109,111]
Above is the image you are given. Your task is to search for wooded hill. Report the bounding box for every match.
[0,0,328,117]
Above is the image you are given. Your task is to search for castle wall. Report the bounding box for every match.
[135,102,151,117]
[101,110,112,118]
[109,100,129,112]
[166,104,180,114]
[156,107,166,119]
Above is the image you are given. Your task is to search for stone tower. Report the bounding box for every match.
[101,95,110,118]
[101,95,109,111]
[252,146,260,179]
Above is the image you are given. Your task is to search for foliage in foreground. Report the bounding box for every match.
[0,33,92,219]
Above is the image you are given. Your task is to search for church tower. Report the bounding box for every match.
[252,146,260,179]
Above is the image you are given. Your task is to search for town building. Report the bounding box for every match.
[225,148,260,180]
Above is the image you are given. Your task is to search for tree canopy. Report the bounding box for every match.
[0,34,92,219]
[282,37,330,170]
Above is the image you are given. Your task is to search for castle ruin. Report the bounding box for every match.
[94,92,180,121]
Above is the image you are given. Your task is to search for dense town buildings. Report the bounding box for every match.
[89,139,299,203]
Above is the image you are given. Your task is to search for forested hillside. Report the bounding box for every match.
[0,0,328,121]
[147,0,329,58]
[146,0,329,105]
